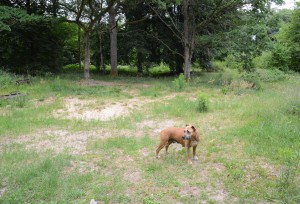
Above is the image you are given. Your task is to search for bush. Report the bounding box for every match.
[253,51,272,69]
[241,72,262,90]
[0,70,14,88]
[197,93,209,112]
[149,62,170,76]
[172,73,186,91]
[257,69,286,82]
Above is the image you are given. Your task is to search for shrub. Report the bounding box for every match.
[241,72,262,90]
[197,93,209,112]
[253,51,272,69]
[172,73,186,91]
[256,69,286,82]
[149,62,170,76]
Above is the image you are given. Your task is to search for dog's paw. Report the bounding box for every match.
[188,160,193,165]
[193,156,198,160]
[156,155,160,159]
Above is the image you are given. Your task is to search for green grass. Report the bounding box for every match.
[0,69,299,203]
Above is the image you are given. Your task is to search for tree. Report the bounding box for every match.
[0,6,71,74]
[109,3,118,76]
[61,0,116,78]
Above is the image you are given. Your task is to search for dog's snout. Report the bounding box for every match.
[182,135,190,140]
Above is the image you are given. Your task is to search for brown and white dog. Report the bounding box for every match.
[156,124,200,164]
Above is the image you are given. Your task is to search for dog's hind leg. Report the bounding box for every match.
[165,141,172,154]
[156,141,168,159]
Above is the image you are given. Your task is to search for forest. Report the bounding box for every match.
[1,0,299,78]
[0,1,299,204]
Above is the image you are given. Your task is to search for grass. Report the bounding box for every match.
[0,69,299,203]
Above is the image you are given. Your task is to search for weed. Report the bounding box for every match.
[172,73,186,91]
[197,93,209,112]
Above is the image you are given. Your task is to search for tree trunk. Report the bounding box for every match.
[78,26,82,69]
[83,30,90,79]
[109,6,118,76]
[137,48,143,74]
[98,30,105,73]
[25,0,31,14]
[52,0,58,17]
[183,0,195,81]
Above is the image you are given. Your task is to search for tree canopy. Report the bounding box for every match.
[0,0,298,76]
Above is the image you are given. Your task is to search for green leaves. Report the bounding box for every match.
[0,6,43,32]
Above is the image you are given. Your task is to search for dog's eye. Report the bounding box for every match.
[184,130,186,133]
[187,130,190,134]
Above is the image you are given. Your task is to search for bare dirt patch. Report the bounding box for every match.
[33,96,56,107]
[0,186,7,198]
[1,127,149,155]
[54,97,161,121]
[179,186,201,197]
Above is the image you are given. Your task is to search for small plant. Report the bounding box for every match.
[14,96,28,108]
[197,93,209,112]
[172,73,186,91]
[221,86,231,95]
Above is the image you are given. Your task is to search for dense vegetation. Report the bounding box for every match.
[1,1,299,78]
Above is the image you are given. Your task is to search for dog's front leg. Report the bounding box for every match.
[185,146,192,164]
[193,146,198,160]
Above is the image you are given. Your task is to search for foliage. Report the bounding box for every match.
[0,6,43,31]
[241,72,262,90]
[197,93,209,112]
[149,62,170,76]
[229,12,272,71]
[172,73,186,91]
[0,7,75,74]
[252,51,272,69]
[269,43,291,72]
[255,69,286,82]
[270,3,300,72]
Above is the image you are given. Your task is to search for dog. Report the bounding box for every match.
[156,124,200,164]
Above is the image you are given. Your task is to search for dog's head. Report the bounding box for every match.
[182,124,196,140]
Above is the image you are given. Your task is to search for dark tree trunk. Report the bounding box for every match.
[183,0,195,81]
[97,30,105,73]
[137,48,143,74]
[109,6,118,76]
[83,30,90,79]
[25,0,31,14]
[52,0,58,17]
[78,26,82,69]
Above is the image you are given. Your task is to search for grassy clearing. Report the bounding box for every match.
[0,69,299,203]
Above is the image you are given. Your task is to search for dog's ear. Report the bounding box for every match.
[186,124,189,127]
[191,126,196,132]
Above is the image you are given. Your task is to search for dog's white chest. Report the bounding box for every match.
[190,141,198,147]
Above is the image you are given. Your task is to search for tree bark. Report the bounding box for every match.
[78,26,82,69]
[137,48,143,74]
[183,0,195,81]
[109,6,118,76]
[98,30,105,73]
[83,30,90,79]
